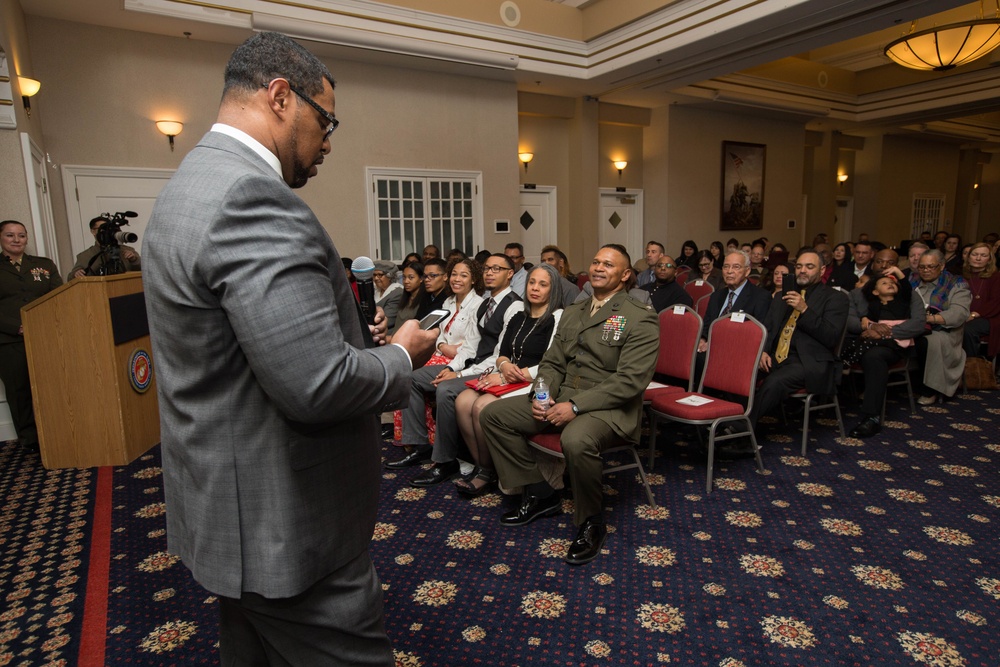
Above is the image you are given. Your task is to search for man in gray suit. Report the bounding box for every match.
[143,32,436,665]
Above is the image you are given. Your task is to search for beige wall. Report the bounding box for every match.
[24,16,520,264]
[0,0,43,242]
[874,136,960,245]
[979,157,1000,239]
[660,105,806,254]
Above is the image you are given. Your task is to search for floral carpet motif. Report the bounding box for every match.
[1,388,998,666]
[375,391,999,666]
[0,444,94,666]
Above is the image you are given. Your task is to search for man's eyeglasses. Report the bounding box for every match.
[424,272,445,280]
[483,265,512,274]
[265,80,340,139]
[918,264,940,270]
[654,263,675,270]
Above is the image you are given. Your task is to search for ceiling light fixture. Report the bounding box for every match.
[884,1,1000,71]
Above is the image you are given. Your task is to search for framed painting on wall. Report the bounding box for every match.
[720,141,765,231]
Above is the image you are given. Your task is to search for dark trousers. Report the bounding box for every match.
[858,345,906,417]
[480,395,620,525]
[218,550,392,667]
[0,341,37,446]
[963,317,990,358]
[748,357,807,428]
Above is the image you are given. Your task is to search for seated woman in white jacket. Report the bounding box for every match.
[453,263,564,496]
[395,258,484,449]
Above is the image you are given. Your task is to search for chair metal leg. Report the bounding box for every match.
[705,423,718,494]
[801,394,813,456]
[647,414,658,471]
[626,446,656,507]
[833,396,845,439]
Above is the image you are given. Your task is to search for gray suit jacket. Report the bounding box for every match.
[143,131,411,599]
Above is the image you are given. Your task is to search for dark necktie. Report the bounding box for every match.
[484,297,496,323]
[720,290,736,316]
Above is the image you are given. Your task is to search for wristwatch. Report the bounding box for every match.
[570,402,579,415]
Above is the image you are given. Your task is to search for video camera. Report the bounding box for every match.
[86,211,140,276]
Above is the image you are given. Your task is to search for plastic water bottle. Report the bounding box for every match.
[534,377,549,414]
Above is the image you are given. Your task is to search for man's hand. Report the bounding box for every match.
[73,269,86,279]
[783,290,807,313]
[697,338,708,353]
[392,320,439,369]
[432,368,458,386]
[869,322,892,339]
[532,396,555,422]
[369,307,388,346]
[123,249,139,262]
[542,402,577,428]
[759,351,772,372]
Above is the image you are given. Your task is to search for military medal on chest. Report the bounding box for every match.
[603,315,627,341]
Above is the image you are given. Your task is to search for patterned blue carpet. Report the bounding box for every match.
[1,388,998,666]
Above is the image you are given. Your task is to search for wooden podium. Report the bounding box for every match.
[22,273,159,469]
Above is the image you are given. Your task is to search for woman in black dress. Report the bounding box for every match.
[452,263,563,496]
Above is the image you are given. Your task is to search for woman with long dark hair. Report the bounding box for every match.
[677,240,699,269]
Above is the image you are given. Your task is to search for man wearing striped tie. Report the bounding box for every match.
[697,250,771,354]
[720,249,848,458]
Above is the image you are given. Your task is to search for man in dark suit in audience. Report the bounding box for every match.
[719,250,848,457]
[829,240,873,290]
[641,254,692,312]
[697,250,771,354]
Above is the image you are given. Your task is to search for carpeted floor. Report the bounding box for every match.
[1,388,998,666]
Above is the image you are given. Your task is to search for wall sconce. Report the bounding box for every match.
[18,77,40,118]
[156,120,184,151]
[838,173,849,185]
[518,152,534,173]
[613,160,628,177]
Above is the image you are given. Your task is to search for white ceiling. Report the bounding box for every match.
[17,0,1000,145]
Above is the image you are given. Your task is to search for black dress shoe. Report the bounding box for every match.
[380,423,394,440]
[714,440,756,460]
[410,460,460,487]
[385,448,432,469]
[849,416,882,438]
[565,518,607,565]
[500,492,561,526]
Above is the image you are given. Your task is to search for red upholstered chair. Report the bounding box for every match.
[747,274,761,286]
[647,314,767,493]
[683,279,714,305]
[576,273,590,289]
[644,305,702,468]
[675,265,691,282]
[695,294,711,319]
[528,432,657,507]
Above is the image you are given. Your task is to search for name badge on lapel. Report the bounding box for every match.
[603,315,627,341]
